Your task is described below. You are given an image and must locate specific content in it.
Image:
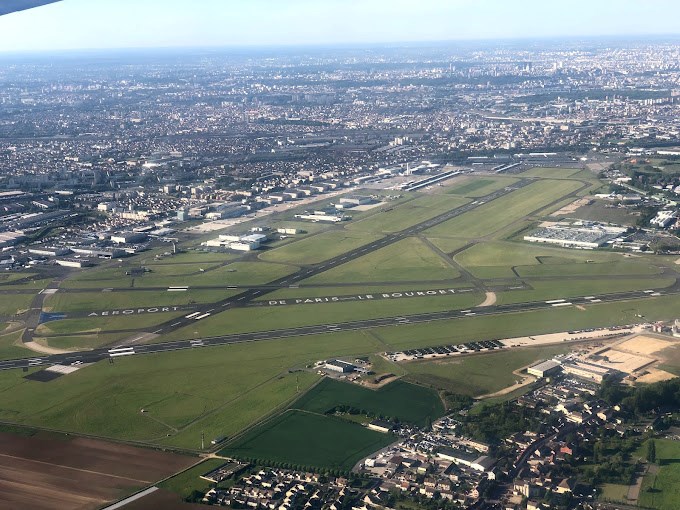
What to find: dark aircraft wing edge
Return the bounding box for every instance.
[0,0,62,17]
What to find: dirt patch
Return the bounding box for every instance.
[550,197,592,217]
[635,369,677,384]
[23,341,73,355]
[616,335,676,356]
[0,432,195,510]
[478,291,497,307]
[359,374,400,389]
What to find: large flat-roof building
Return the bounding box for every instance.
[524,223,627,249]
[324,359,356,373]
[528,360,562,378]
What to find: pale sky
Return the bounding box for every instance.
[0,0,678,53]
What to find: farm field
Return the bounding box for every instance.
[259,230,383,265]
[293,378,444,427]
[0,432,194,510]
[426,179,584,239]
[220,409,394,471]
[347,194,469,233]
[303,237,460,284]
[403,345,572,396]
[638,439,680,510]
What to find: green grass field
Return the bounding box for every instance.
[220,409,394,471]
[35,313,185,336]
[347,194,470,233]
[445,176,519,197]
[260,282,474,301]
[599,483,630,503]
[404,345,572,396]
[638,439,680,510]
[37,333,130,351]
[424,237,471,254]
[293,378,444,427]
[515,260,662,278]
[0,293,36,316]
[62,261,295,289]
[160,292,483,341]
[454,240,661,279]
[426,179,584,239]
[158,459,225,500]
[0,330,390,448]
[303,237,461,284]
[0,330,34,360]
[495,277,675,305]
[43,290,235,313]
[520,167,583,178]
[259,230,383,265]
[556,200,641,226]
[376,294,680,350]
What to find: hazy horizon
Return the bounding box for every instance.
[0,0,679,54]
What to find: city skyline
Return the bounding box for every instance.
[0,0,679,53]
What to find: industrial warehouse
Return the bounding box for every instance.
[523,221,629,249]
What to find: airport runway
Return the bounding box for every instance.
[0,286,674,371]
[102,178,543,338]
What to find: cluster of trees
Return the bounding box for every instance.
[459,402,546,443]
[442,391,474,413]
[599,376,680,415]
[326,404,406,426]
[231,456,354,478]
